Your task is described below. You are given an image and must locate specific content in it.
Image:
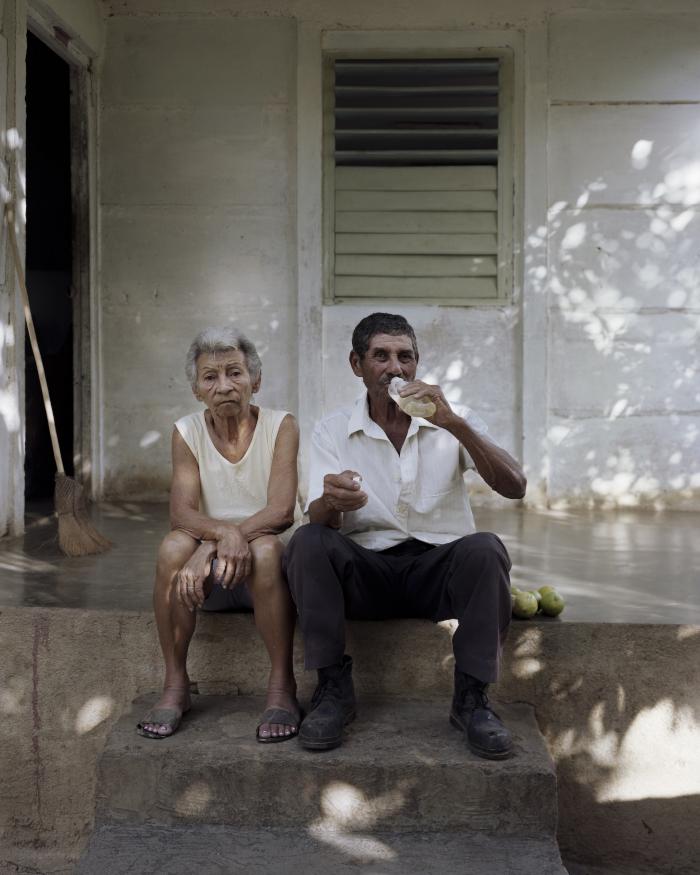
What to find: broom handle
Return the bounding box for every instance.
[4,207,66,476]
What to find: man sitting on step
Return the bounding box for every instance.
[284,312,526,759]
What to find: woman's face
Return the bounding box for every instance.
[194,349,260,415]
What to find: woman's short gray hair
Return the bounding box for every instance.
[185,327,262,388]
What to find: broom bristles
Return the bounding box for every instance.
[55,474,112,557]
[71,478,113,550]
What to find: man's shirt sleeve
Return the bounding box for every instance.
[458,407,490,471]
[304,421,341,513]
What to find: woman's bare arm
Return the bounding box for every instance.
[169,428,235,541]
[237,414,299,541]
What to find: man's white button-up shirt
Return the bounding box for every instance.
[305,393,488,551]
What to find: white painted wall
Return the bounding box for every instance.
[99,17,298,495]
[0,0,26,538]
[94,0,700,509]
[546,11,700,507]
[3,0,700,532]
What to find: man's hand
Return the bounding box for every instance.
[398,380,457,429]
[213,525,252,589]
[322,470,368,513]
[176,541,216,612]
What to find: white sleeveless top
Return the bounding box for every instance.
[175,407,302,545]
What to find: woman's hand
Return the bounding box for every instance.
[176,541,216,612]
[214,525,252,589]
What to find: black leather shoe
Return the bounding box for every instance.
[450,668,513,760]
[299,655,356,751]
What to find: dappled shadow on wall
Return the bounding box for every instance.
[523,139,700,509]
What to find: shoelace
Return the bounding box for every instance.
[457,683,490,711]
[311,674,344,707]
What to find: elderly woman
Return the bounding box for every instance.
[138,327,302,742]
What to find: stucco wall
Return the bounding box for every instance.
[545,11,700,508]
[99,17,298,496]
[0,0,25,539]
[95,1,700,509]
[3,0,700,530]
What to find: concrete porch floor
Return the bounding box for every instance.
[0,502,698,624]
[1,502,698,875]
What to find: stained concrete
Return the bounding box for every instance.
[1,607,697,873]
[1,503,698,624]
[80,693,563,872]
[98,696,556,835]
[78,824,567,875]
[1,506,698,874]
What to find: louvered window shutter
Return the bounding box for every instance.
[328,58,503,303]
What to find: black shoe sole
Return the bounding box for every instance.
[449,712,514,760]
[299,709,356,751]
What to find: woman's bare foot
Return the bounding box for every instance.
[257,684,300,741]
[138,684,192,738]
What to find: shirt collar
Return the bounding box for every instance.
[347,392,440,438]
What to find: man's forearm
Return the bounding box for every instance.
[445,415,526,500]
[308,496,343,528]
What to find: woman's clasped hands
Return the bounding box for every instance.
[176,524,251,611]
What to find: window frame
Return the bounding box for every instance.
[322,43,515,307]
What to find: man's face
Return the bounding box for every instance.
[350,333,418,395]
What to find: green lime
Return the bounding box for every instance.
[538,585,556,596]
[512,591,539,619]
[540,589,565,617]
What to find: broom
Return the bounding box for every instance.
[5,205,111,556]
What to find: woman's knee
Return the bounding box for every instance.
[156,530,198,577]
[249,535,284,577]
[247,537,290,604]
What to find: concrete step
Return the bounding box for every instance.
[78,823,568,874]
[96,694,557,837]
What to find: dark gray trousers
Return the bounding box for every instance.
[283,524,512,684]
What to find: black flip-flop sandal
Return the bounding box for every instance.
[136,704,191,740]
[256,706,303,744]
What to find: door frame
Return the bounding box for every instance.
[26,6,99,497]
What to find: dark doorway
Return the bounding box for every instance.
[24,31,74,500]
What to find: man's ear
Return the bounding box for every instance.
[349,349,363,377]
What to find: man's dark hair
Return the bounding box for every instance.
[351,312,419,360]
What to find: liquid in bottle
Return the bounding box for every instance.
[389,377,436,418]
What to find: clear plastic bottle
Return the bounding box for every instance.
[389,377,436,418]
